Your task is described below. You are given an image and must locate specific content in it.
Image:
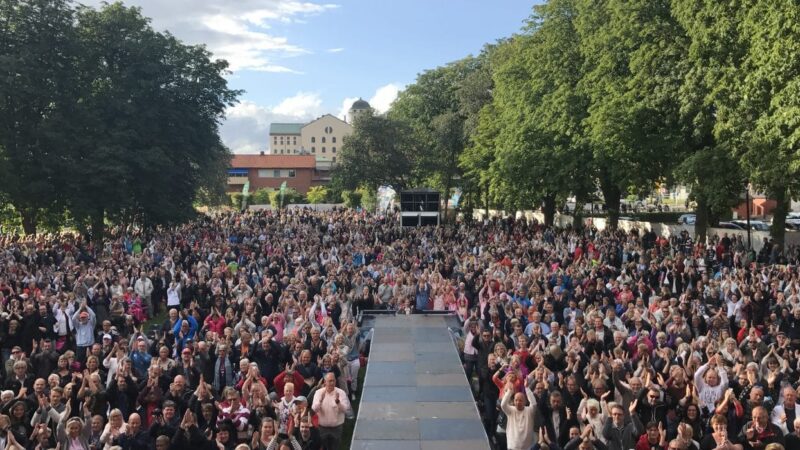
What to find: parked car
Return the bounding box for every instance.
[786,212,800,226]
[678,214,696,225]
[732,220,770,231]
[716,221,746,230]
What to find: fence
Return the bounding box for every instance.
[472,209,800,252]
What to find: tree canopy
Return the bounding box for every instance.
[0,0,238,238]
[333,0,800,243]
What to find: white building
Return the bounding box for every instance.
[267,99,373,171]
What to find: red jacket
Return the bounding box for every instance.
[635,433,666,450]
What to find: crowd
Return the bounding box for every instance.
[1,209,800,450]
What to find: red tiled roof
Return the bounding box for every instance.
[231,154,316,169]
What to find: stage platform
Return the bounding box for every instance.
[351,314,489,450]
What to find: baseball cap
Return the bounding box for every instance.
[102,334,112,340]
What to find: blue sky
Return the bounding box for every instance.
[82,0,539,152]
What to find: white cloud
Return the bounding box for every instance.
[337,84,401,122]
[79,0,338,73]
[338,97,359,123]
[251,65,304,74]
[369,83,401,114]
[326,47,345,53]
[222,93,324,154]
[273,92,323,117]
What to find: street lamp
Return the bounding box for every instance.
[745,181,752,250]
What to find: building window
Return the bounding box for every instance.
[322,146,326,153]
[325,126,332,134]
[257,169,269,178]
[322,137,326,143]
[312,146,316,153]
[332,147,336,153]
[288,170,296,178]
[333,157,336,163]
[228,168,248,176]
[332,137,336,143]
[311,137,315,143]
[273,169,281,178]
[293,137,296,144]
[273,137,277,143]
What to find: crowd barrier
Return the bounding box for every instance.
[472,209,800,252]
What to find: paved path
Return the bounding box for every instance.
[351,314,489,450]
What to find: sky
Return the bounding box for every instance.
[81,0,538,153]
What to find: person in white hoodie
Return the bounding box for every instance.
[501,378,537,450]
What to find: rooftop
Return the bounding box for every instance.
[301,113,351,129]
[351,98,371,110]
[231,154,316,169]
[269,123,303,135]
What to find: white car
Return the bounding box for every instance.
[732,220,769,231]
[678,214,696,225]
[717,221,746,230]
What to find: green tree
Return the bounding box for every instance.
[470,0,592,226]
[306,186,328,204]
[391,55,491,218]
[460,103,501,216]
[0,0,78,234]
[671,0,748,241]
[575,0,686,228]
[68,2,238,243]
[333,111,419,190]
[716,1,800,245]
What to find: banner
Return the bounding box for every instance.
[279,181,287,207]
[241,181,250,210]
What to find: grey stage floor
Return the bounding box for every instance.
[351,315,490,450]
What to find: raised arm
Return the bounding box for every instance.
[693,362,709,391]
[500,389,515,415]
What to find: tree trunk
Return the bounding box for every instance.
[92,208,105,249]
[442,181,451,225]
[543,193,557,227]
[694,195,709,244]
[572,197,585,229]
[20,208,37,235]
[771,185,789,248]
[599,177,621,230]
[484,184,490,220]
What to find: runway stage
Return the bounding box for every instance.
[351,314,490,450]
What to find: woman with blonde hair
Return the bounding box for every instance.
[99,408,127,450]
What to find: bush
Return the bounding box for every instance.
[228,193,250,209]
[356,186,376,212]
[341,190,362,209]
[250,188,273,205]
[269,188,305,208]
[307,186,328,204]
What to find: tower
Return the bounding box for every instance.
[349,98,371,123]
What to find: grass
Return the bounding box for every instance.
[143,309,168,336]
[340,365,367,449]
